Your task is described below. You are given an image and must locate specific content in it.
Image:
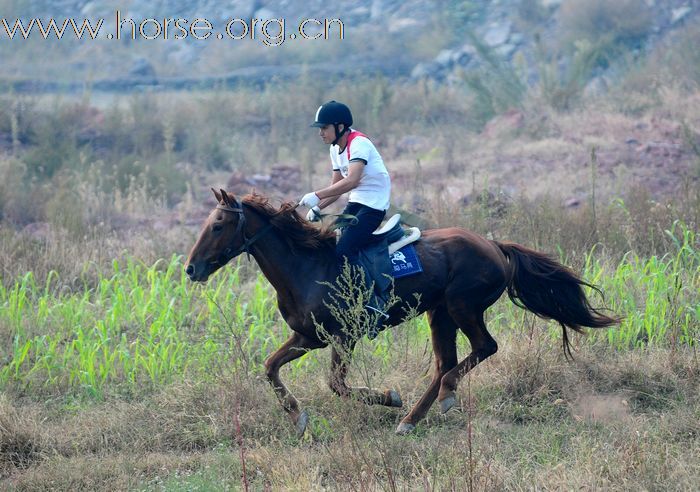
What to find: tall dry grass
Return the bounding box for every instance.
[1,340,697,489]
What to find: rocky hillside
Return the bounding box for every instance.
[2,0,697,91]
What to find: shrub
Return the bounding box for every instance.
[647,19,700,90]
[558,0,652,48]
[20,104,84,179]
[0,157,32,224]
[458,35,528,127]
[534,35,617,111]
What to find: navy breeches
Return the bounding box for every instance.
[335,202,386,265]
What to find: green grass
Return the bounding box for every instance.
[589,222,699,348]
[1,234,698,489]
[1,224,697,400]
[0,255,281,398]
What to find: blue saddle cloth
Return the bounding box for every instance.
[357,241,422,297]
[389,245,423,278]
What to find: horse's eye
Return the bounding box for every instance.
[212,223,223,233]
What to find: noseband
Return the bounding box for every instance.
[216,202,274,262]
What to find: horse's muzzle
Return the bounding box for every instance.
[184,262,209,282]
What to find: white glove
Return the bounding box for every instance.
[306,206,322,222]
[299,192,320,208]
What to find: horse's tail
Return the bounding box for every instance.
[495,241,620,358]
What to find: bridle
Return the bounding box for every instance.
[214,200,356,265]
[215,202,275,262]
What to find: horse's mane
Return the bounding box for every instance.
[242,193,337,253]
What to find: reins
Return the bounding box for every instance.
[216,201,358,262]
[309,209,359,230]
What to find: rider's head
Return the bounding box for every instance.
[311,101,353,146]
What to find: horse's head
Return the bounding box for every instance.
[185,188,246,282]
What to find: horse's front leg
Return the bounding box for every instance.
[329,342,403,408]
[264,332,325,436]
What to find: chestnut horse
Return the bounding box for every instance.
[185,189,618,435]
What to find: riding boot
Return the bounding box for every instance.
[359,265,389,339]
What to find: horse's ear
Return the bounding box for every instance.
[220,189,230,206]
[221,189,240,208]
[212,188,222,203]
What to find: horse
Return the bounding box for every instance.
[185,189,619,435]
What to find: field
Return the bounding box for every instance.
[0,222,698,489]
[1,155,699,491]
[1,11,700,489]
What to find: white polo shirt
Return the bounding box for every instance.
[329,130,391,211]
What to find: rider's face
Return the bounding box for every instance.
[319,123,340,145]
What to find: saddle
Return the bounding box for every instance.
[371,214,421,255]
[356,214,421,297]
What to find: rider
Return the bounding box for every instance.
[299,101,392,335]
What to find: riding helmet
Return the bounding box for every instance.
[311,101,353,128]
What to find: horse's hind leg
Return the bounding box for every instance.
[329,341,403,408]
[438,305,497,413]
[396,306,458,434]
[264,332,326,436]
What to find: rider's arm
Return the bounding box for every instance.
[318,170,343,209]
[315,160,363,201]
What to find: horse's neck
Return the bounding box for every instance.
[247,221,334,297]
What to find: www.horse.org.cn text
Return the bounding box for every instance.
[1,11,345,46]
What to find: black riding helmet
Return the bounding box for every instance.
[311,100,353,146]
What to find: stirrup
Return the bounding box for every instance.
[365,303,389,320]
[365,295,389,340]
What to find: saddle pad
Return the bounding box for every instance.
[390,244,423,278]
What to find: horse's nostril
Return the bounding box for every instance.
[185,264,195,276]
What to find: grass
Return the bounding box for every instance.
[1,342,698,489]
[0,211,698,488]
[1,224,697,399]
[0,255,278,398]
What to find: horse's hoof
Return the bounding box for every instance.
[295,410,309,437]
[395,422,415,435]
[439,394,456,414]
[387,389,403,408]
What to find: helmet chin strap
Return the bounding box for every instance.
[331,123,349,147]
